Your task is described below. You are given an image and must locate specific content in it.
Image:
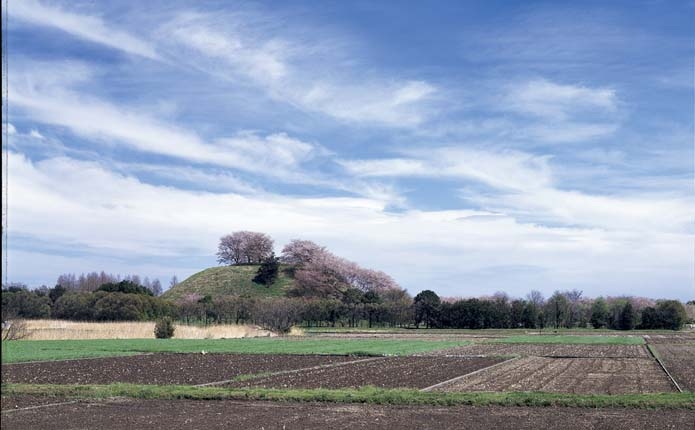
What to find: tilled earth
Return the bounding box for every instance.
[435,357,676,394]
[422,343,650,358]
[644,334,695,344]
[1,353,359,385]
[228,356,505,389]
[652,343,695,391]
[2,397,694,430]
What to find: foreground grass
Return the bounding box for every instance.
[1,338,469,363]
[3,383,693,409]
[488,335,645,345]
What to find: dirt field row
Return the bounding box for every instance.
[423,343,650,358]
[3,352,681,394]
[2,397,694,430]
[1,354,358,385]
[309,332,502,341]
[228,356,504,389]
[652,343,695,391]
[644,334,695,344]
[434,357,676,394]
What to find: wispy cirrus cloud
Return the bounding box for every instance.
[341,147,553,192]
[9,62,326,182]
[10,0,160,60]
[158,12,437,127]
[505,79,617,120]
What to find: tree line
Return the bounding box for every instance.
[413,289,692,331]
[3,282,692,332]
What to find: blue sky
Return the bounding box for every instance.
[3,0,694,300]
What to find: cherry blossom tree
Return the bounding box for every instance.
[217,231,274,265]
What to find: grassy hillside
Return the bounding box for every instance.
[162,265,294,301]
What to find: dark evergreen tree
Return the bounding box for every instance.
[413,290,440,328]
[253,253,280,286]
[618,301,635,330]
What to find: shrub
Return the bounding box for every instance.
[154,317,175,339]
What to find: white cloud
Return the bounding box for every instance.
[159,13,436,127]
[341,148,553,192]
[523,122,619,143]
[467,187,693,234]
[8,151,693,299]
[29,129,45,139]
[10,0,159,60]
[3,123,16,135]
[343,147,693,234]
[9,69,324,181]
[507,79,617,120]
[116,162,260,195]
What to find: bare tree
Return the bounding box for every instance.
[149,279,163,296]
[1,317,29,341]
[56,273,77,290]
[169,275,179,289]
[254,298,302,334]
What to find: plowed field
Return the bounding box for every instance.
[3,398,694,430]
[1,353,358,385]
[424,343,649,358]
[652,343,695,391]
[644,334,695,344]
[228,356,505,389]
[435,357,676,394]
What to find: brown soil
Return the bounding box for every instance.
[228,356,505,389]
[644,333,695,344]
[424,343,650,358]
[2,397,694,430]
[436,357,675,394]
[1,395,80,411]
[310,332,503,341]
[1,353,358,385]
[652,343,695,391]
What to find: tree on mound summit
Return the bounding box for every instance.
[217,231,274,265]
[253,253,280,286]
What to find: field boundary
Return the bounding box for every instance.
[3,352,153,366]
[194,356,387,387]
[420,357,520,392]
[4,384,694,409]
[646,344,682,393]
[1,399,81,414]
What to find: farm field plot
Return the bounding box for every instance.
[645,334,695,344]
[425,343,650,358]
[435,357,675,394]
[3,398,694,430]
[652,344,695,391]
[1,353,359,385]
[1,338,468,363]
[228,356,505,389]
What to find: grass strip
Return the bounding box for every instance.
[646,344,661,359]
[3,384,693,410]
[1,338,469,363]
[487,335,645,345]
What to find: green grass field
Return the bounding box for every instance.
[4,383,693,409]
[487,335,645,345]
[1,338,469,363]
[161,265,294,301]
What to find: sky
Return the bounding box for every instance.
[2,0,694,300]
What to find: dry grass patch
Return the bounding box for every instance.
[20,320,274,340]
